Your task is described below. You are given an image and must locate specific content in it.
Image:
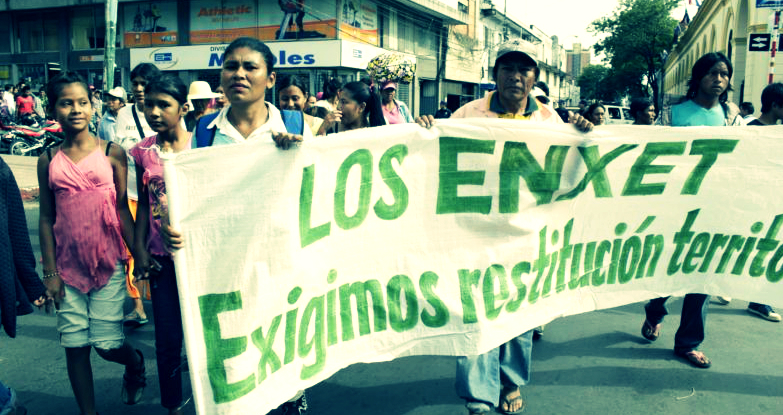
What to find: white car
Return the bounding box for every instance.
[604,105,633,125]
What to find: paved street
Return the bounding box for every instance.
[1,201,781,415]
[1,155,39,201]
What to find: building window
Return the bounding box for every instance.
[71,7,106,50]
[0,14,10,54]
[458,1,468,14]
[17,12,59,52]
[398,15,414,54]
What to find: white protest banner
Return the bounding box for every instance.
[163,120,783,414]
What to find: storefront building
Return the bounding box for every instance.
[130,39,396,103]
[0,0,466,117]
[662,0,783,113]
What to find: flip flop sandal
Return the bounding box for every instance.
[675,350,712,369]
[497,388,526,414]
[123,311,148,328]
[641,319,661,342]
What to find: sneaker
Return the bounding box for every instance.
[747,304,782,322]
[281,391,308,415]
[121,350,146,405]
[713,296,731,305]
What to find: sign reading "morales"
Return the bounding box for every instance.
[130,40,343,71]
[207,50,316,67]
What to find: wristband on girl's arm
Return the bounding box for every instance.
[42,270,60,280]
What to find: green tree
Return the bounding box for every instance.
[578,64,621,102]
[590,0,678,111]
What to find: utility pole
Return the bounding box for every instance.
[503,0,508,41]
[103,0,119,92]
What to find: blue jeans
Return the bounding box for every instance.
[645,294,708,354]
[455,330,533,412]
[150,255,185,409]
[0,381,14,415]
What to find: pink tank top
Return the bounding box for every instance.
[48,145,127,293]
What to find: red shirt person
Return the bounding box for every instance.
[15,86,35,117]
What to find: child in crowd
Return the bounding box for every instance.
[130,75,192,415]
[115,63,161,328]
[37,71,145,415]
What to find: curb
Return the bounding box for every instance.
[20,186,39,202]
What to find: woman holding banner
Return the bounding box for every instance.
[163,36,309,415]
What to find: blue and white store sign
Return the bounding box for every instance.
[130,40,396,71]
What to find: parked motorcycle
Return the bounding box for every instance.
[4,120,62,157]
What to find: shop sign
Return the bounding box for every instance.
[339,39,415,70]
[189,0,340,43]
[130,41,342,71]
[123,1,179,48]
[79,55,105,62]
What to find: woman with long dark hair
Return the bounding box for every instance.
[319,81,386,134]
[670,52,743,126]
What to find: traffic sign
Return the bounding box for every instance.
[750,33,771,51]
[749,34,783,51]
[757,0,783,8]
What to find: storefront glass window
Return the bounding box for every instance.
[18,64,47,91]
[71,7,106,50]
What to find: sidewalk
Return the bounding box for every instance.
[2,154,39,201]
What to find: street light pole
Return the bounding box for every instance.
[103,0,119,92]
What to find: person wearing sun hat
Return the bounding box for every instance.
[98,86,126,143]
[185,81,222,132]
[379,81,414,124]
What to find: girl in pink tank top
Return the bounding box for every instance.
[37,72,146,414]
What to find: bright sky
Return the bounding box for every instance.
[504,0,700,60]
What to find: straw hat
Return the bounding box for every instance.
[187,81,221,100]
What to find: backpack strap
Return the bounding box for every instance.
[195,111,220,148]
[131,105,146,139]
[105,141,113,156]
[280,109,304,135]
